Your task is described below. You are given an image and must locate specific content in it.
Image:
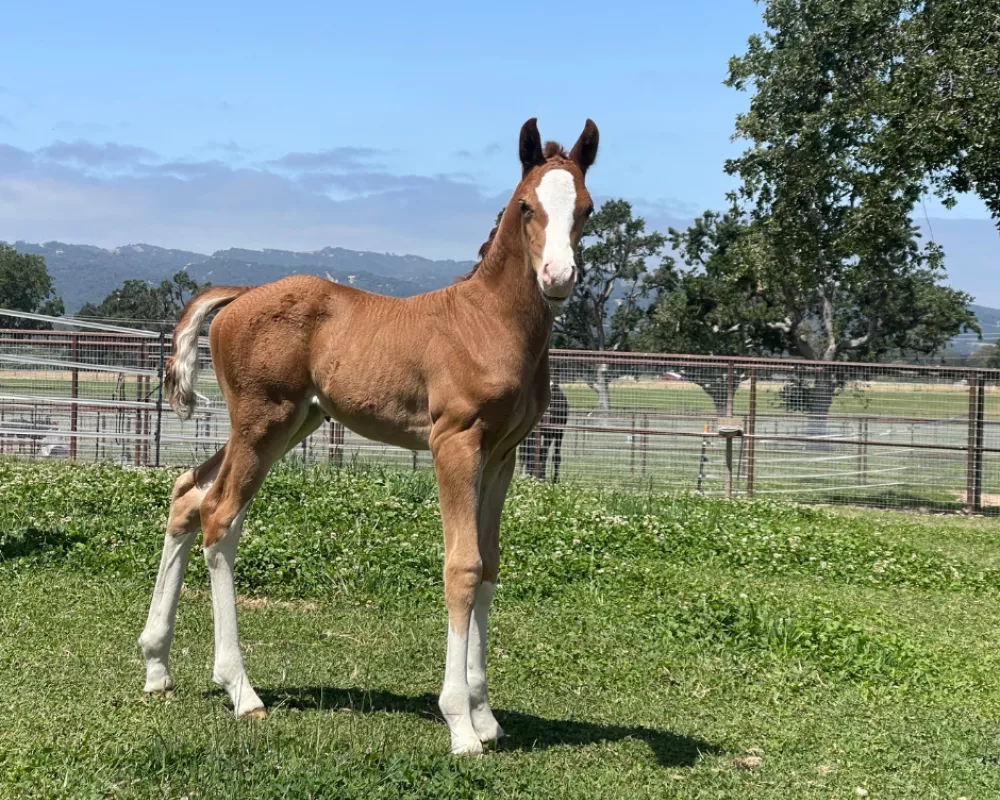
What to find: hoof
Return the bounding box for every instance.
[481,727,505,749]
[451,737,485,757]
[241,707,268,721]
[143,676,174,695]
[474,719,504,746]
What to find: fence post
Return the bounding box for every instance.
[141,342,150,465]
[860,417,869,487]
[967,375,983,513]
[726,363,735,416]
[134,343,143,466]
[70,334,79,460]
[154,331,165,467]
[974,377,986,512]
[746,367,757,498]
[696,424,709,494]
[724,436,734,499]
[629,411,636,476]
[641,412,649,478]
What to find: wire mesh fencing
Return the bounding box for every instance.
[1,313,998,513]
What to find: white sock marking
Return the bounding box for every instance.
[204,506,264,717]
[467,581,502,742]
[439,620,483,755]
[139,529,196,692]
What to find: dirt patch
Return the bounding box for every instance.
[949,490,1000,507]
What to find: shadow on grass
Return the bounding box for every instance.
[257,685,718,767]
[0,527,86,560]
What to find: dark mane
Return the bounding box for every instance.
[455,223,500,283]
[543,141,567,159]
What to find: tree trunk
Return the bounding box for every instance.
[691,380,730,417]
[590,362,612,415]
[804,372,837,446]
[685,366,736,418]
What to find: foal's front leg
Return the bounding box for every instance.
[467,454,515,745]
[432,427,486,756]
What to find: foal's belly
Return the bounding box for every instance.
[319,392,432,452]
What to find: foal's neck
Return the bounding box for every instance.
[470,201,553,352]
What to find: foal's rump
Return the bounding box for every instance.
[165,285,253,420]
[166,276,347,420]
[166,275,435,450]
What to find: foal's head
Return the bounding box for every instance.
[514,117,599,312]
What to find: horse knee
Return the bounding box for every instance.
[444,556,483,618]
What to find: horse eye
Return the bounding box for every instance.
[519,200,532,215]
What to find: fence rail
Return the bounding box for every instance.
[1,319,998,513]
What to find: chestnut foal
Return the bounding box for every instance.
[138,117,598,755]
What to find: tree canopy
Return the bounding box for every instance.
[78,271,208,333]
[549,2,994,415]
[552,199,666,410]
[0,243,64,329]
[722,0,979,370]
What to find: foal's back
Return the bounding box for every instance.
[207,274,538,452]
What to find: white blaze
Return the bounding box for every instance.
[535,169,577,295]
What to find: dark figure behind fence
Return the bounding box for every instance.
[519,381,569,482]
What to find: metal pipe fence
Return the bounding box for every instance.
[1,316,998,513]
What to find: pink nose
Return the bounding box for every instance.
[541,262,576,294]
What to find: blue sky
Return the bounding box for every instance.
[0,0,992,262]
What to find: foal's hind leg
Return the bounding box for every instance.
[200,404,325,718]
[139,448,226,693]
[550,431,563,484]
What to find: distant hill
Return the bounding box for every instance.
[10,238,1000,359]
[941,303,1000,357]
[969,304,1000,336]
[12,241,474,313]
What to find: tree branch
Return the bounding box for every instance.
[847,316,878,350]
[794,335,817,361]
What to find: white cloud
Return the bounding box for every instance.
[0,137,709,263]
[0,140,508,259]
[38,139,158,168]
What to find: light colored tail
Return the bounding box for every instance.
[165,286,250,420]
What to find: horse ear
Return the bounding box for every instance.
[519,117,544,176]
[569,119,599,174]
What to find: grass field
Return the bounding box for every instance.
[4,461,1000,797]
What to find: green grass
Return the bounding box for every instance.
[4,461,1000,797]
